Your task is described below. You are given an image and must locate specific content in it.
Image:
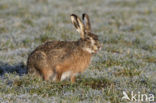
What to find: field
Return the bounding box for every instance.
[0,0,156,102]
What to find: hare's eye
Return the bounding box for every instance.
[94,36,98,40]
[86,38,90,40]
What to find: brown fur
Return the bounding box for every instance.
[27,13,101,82]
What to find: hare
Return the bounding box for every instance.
[27,13,101,83]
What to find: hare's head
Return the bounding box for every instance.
[71,13,101,54]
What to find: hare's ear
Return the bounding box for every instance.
[82,13,91,33]
[71,14,85,39]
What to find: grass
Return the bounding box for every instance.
[0,0,156,102]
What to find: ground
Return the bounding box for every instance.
[0,0,156,103]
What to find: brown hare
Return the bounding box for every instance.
[27,13,101,83]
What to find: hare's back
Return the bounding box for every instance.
[33,41,77,64]
[35,41,76,52]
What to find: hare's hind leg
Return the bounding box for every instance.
[40,67,53,81]
[27,62,41,78]
[28,64,52,80]
[31,64,53,81]
[35,60,54,81]
[28,51,54,81]
[28,66,41,77]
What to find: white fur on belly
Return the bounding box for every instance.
[52,75,57,81]
[61,71,72,81]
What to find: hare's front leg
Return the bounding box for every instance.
[55,73,62,82]
[70,75,76,83]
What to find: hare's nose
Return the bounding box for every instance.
[98,43,102,50]
[98,45,101,49]
[98,46,101,51]
[98,43,101,47]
